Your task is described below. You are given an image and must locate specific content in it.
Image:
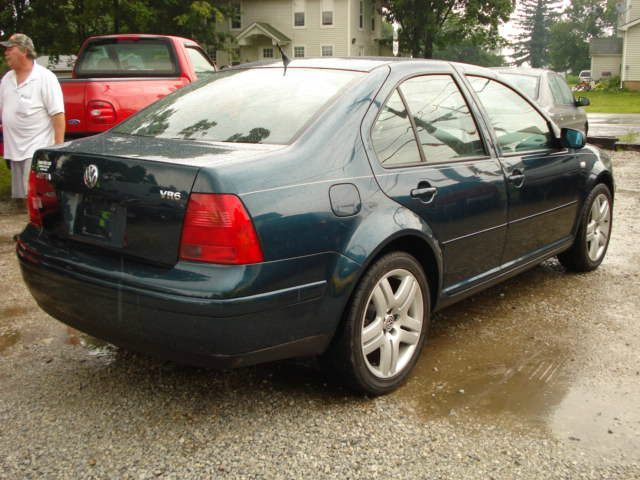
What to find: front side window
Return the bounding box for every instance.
[371,90,421,166]
[400,75,485,162]
[468,76,553,154]
[263,48,274,59]
[113,68,360,145]
[359,1,364,29]
[294,46,305,58]
[549,74,575,105]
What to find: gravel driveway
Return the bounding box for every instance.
[1,151,639,479]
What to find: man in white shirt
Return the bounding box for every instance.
[0,33,65,203]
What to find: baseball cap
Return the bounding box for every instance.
[0,33,36,58]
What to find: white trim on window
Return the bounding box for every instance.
[293,45,306,58]
[321,45,334,57]
[320,0,334,27]
[293,0,306,28]
[230,1,242,30]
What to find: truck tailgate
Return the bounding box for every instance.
[61,77,189,136]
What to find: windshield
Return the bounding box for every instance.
[498,73,540,100]
[113,68,361,144]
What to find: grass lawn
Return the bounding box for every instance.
[0,158,10,201]
[580,90,640,114]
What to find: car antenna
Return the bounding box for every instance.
[276,43,290,76]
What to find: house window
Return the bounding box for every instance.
[294,46,305,58]
[322,0,334,26]
[263,48,274,59]
[321,45,333,57]
[294,0,305,27]
[230,2,241,30]
[359,1,364,29]
[371,5,376,31]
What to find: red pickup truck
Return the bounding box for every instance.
[62,34,215,138]
[1,34,215,154]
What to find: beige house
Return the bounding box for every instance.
[213,0,391,67]
[591,0,640,90]
[619,0,640,89]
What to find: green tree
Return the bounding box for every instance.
[512,0,562,68]
[1,0,231,57]
[548,0,618,74]
[433,40,505,67]
[383,0,513,59]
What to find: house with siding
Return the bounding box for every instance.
[213,0,390,67]
[591,0,640,89]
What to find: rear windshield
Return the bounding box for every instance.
[75,38,179,77]
[113,68,361,144]
[498,73,540,100]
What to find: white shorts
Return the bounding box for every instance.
[9,158,32,199]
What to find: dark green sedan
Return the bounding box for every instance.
[17,58,614,395]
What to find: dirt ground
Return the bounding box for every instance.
[0,151,639,479]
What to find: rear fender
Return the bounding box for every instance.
[327,199,443,320]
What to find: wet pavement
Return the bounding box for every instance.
[1,151,639,478]
[588,113,640,142]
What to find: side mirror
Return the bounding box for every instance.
[561,128,586,149]
[575,96,590,107]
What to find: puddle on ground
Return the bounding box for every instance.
[0,321,113,359]
[0,305,33,320]
[395,262,640,460]
[0,329,20,354]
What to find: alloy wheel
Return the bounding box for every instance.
[586,193,611,262]
[360,268,424,379]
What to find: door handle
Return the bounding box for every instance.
[508,169,525,188]
[410,184,438,203]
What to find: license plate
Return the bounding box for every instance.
[73,195,126,247]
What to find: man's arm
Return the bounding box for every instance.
[51,112,65,144]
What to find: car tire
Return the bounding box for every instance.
[558,183,612,272]
[324,252,430,396]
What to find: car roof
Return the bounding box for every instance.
[491,67,548,77]
[227,57,500,76]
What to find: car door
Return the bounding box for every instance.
[365,73,509,292]
[466,75,583,266]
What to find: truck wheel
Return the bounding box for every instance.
[325,252,429,396]
[558,183,612,272]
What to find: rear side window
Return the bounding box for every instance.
[468,76,553,154]
[185,47,216,75]
[399,75,485,161]
[113,68,360,144]
[76,38,178,77]
[371,90,422,166]
[498,73,540,99]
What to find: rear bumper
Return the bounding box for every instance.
[17,233,340,369]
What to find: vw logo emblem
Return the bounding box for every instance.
[84,164,99,189]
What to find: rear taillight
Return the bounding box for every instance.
[28,170,59,227]
[87,100,116,124]
[179,193,264,265]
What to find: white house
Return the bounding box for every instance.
[619,0,640,89]
[213,0,391,66]
[591,0,640,89]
